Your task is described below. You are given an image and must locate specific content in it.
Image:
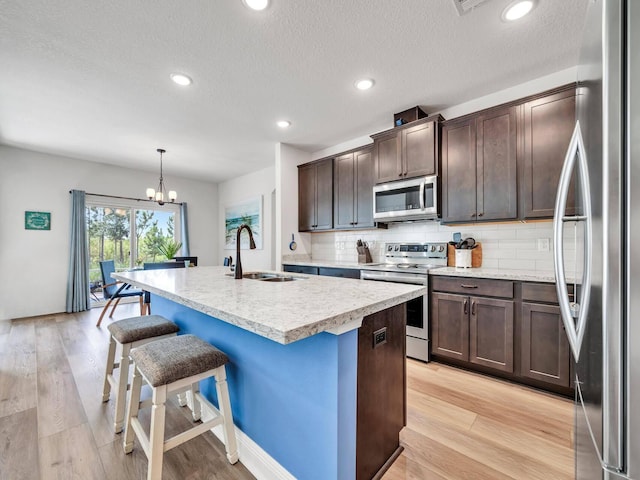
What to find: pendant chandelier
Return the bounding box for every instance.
[146,148,177,205]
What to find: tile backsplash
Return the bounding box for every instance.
[310,220,581,273]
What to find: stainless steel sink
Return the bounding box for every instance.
[242,272,299,282]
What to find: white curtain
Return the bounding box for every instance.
[66,190,90,312]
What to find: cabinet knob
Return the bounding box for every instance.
[398,173,403,177]
[354,221,358,225]
[471,213,476,218]
[478,212,484,217]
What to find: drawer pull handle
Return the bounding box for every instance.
[461,284,478,289]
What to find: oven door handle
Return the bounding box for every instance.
[361,272,428,285]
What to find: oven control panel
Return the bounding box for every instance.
[385,242,448,259]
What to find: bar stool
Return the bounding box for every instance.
[123,334,238,480]
[102,315,179,433]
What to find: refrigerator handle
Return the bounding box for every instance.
[553,121,593,362]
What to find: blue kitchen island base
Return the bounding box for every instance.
[151,294,407,480]
[153,295,357,480]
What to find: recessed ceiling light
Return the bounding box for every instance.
[355,78,375,90]
[170,73,193,86]
[501,0,535,21]
[277,120,291,128]
[243,0,269,11]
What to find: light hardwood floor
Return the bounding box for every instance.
[383,360,575,480]
[0,305,574,479]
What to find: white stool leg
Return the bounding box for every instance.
[114,343,131,433]
[123,363,142,454]
[177,391,188,407]
[214,366,239,464]
[147,385,167,480]
[190,382,201,421]
[102,336,117,402]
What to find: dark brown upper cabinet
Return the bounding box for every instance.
[442,105,517,223]
[522,88,577,219]
[334,147,375,229]
[441,117,477,223]
[298,159,333,232]
[372,115,442,184]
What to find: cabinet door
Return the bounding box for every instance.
[469,297,514,373]
[298,163,316,231]
[521,303,571,387]
[476,106,518,220]
[402,120,436,178]
[315,159,334,230]
[442,118,477,222]
[374,131,402,183]
[334,153,355,229]
[354,148,375,228]
[431,293,469,361]
[522,88,576,218]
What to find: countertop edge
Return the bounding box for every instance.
[112,271,426,344]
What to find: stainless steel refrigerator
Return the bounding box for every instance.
[553,0,639,478]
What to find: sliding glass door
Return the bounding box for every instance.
[86,199,179,304]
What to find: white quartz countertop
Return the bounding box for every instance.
[113,266,426,345]
[428,267,558,283]
[283,260,560,283]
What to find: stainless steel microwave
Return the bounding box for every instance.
[373,175,439,222]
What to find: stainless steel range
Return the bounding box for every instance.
[360,242,448,362]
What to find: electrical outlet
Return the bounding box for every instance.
[537,238,550,252]
[373,327,387,348]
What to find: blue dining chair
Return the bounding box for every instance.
[142,261,185,314]
[96,260,144,327]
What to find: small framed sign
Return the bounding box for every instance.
[25,211,51,230]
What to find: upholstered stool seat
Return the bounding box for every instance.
[123,334,238,480]
[102,315,179,433]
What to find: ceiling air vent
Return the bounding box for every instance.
[452,0,492,16]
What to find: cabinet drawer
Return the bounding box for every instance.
[431,276,514,299]
[522,282,574,304]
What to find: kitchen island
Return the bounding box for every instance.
[113,266,425,480]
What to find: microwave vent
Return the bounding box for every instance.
[452,0,491,16]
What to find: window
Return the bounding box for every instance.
[86,197,180,304]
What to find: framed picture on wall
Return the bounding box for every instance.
[224,196,263,249]
[25,211,51,230]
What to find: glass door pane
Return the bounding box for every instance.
[134,208,177,265]
[86,206,132,304]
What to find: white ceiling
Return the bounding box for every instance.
[0,0,588,183]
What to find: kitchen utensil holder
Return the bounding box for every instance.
[358,246,373,264]
[455,249,472,268]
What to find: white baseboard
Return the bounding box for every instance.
[201,409,296,480]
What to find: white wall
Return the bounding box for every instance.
[218,165,276,270]
[275,143,311,269]
[0,145,218,321]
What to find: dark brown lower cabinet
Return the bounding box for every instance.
[431,293,469,361]
[470,297,514,373]
[432,293,514,373]
[431,277,573,395]
[357,304,406,480]
[521,302,571,387]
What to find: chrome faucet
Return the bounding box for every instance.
[234,223,256,279]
